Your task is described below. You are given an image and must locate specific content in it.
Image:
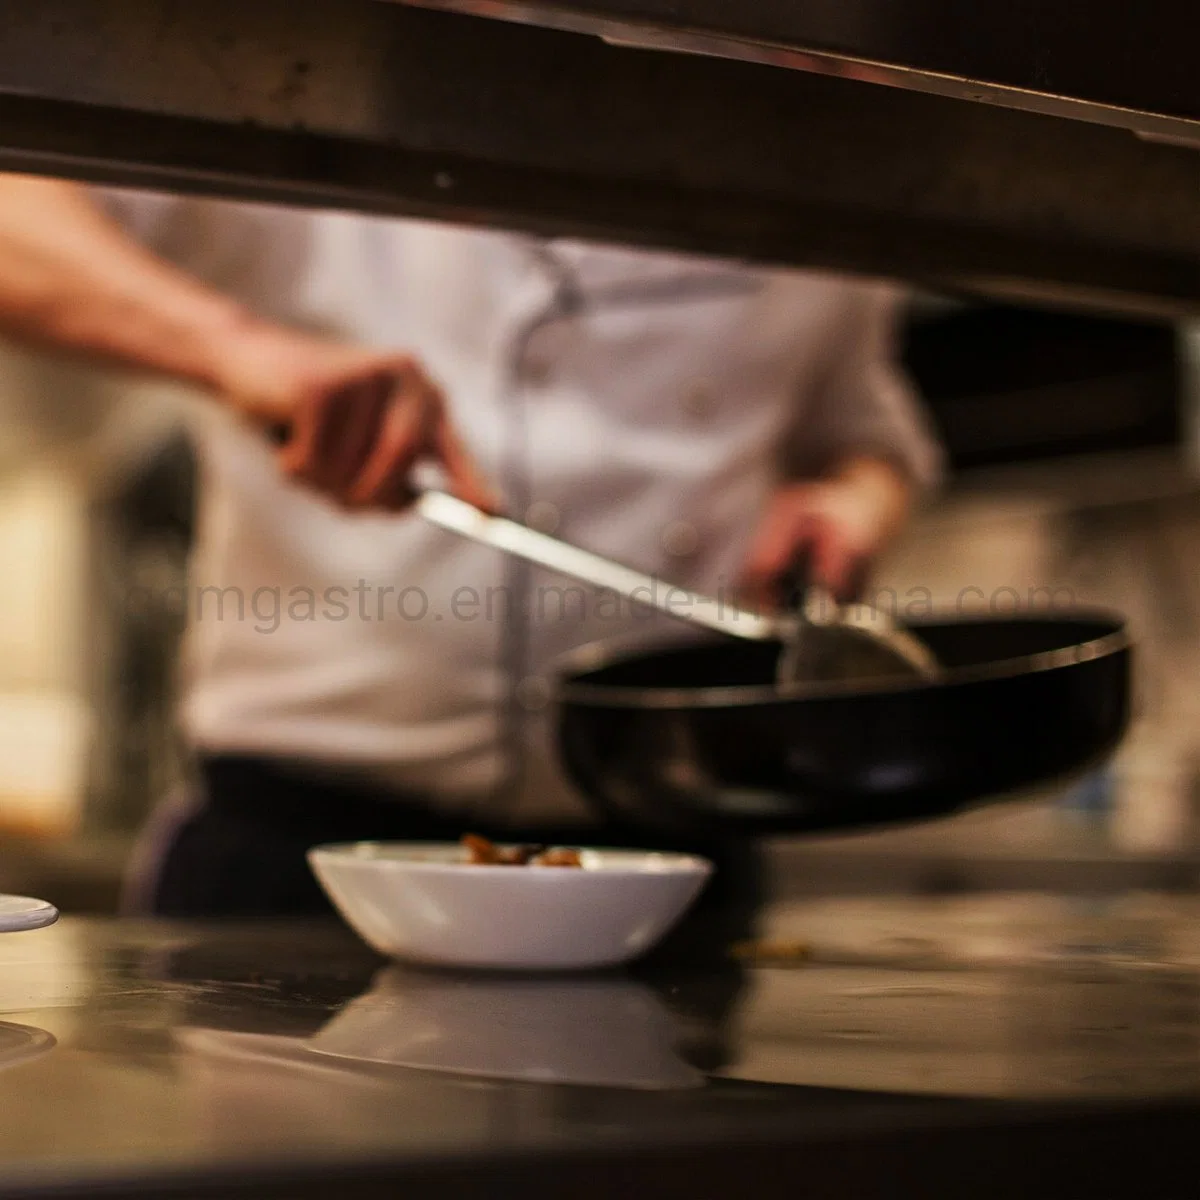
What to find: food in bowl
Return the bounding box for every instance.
[461,834,582,868]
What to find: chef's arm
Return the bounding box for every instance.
[783,283,943,497]
[0,173,495,510]
[742,286,943,602]
[0,174,258,389]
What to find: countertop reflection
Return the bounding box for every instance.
[2,901,1200,1197]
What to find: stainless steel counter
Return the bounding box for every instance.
[1,903,1200,1198]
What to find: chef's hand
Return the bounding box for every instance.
[739,456,913,609]
[212,317,498,513]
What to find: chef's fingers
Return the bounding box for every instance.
[808,523,865,603]
[430,408,502,514]
[276,387,332,487]
[738,509,816,613]
[339,364,498,512]
[279,371,399,501]
[345,380,431,510]
[321,375,395,496]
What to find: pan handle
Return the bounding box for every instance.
[779,545,843,627]
[779,544,873,614]
[778,546,818,615]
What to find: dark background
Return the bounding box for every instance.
[903,302,1181,469]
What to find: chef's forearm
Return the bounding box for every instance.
[0,174,250,390]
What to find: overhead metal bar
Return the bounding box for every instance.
[0,0,1195,317]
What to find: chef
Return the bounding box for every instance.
[0,174,941,919]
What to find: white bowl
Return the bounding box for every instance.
[307,842,713,971]
[308,966,704,1089]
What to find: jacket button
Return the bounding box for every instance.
[525,501,560,534]
[662,520,700,558]
[683,380,717,421]
[521,353,552,386]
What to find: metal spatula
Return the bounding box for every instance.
[417,491,940,686]
[260,422,778,641]
[260,423,939,686]
[773,552,939,687]
[417,490,779,640]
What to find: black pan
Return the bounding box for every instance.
[553,612,1131,837]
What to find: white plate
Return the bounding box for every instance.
[308,842,712,971]
[0,895,58,933]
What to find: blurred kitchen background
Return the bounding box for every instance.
[3,284,1200,909]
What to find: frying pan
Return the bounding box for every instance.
[261,429,1131,836]
[417,487,1130,837]
[552,613,1131,837]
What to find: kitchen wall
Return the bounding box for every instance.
[0,460,90,836]
[0,340,187,840]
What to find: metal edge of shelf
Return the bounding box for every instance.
[0,1,1197,316]
[396,0,1200,143]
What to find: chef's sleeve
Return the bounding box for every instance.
[785,282,944,493]
[85,186,322,333]
[88,185,185,252]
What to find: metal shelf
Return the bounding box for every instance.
[0,0,1197,316]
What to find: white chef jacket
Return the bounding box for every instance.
[94,188,941,825]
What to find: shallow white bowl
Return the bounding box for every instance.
[308,842,713,971]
